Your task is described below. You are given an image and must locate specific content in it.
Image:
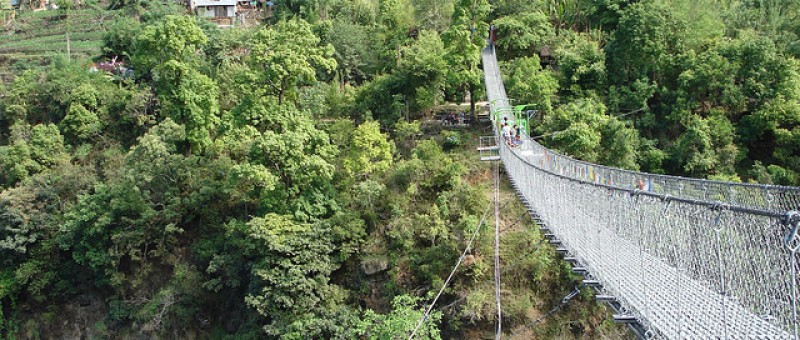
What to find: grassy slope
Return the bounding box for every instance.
[445,124,633,338]
[0,7,112,75]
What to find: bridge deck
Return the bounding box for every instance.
[482,45,796,338]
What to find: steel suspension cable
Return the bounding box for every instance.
[408,203,494,340]
[482,43,800,338]
[494,160,503,339]
[526,286,583,327]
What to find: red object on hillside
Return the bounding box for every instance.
[89,56,133,77]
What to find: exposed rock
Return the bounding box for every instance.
[361,257,389,275]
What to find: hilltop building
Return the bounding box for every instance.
[191,0,237,27]
[189,0,273,27]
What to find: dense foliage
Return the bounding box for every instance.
[1,0,796,338]
[494,0,800,184]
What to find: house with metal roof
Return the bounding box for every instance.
[191,0,237,27]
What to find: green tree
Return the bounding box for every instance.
[132,15,219,153]
[326,19,379,86]
[442,0,489,116]
[717,32,798,111]
[249,18,337,104]
[582,0,632,30]
[157,61,220,153]
[392,139,465,198]
[227,96,338,220]
[376,0,415,71]
[61,119,189,289]
[352,295,442,339]
[504,55,559,114]
[60,104,102,142]
[343,121,394,179]
[0,163,95,303]
[414,0,454,32]
[544,0,586,32]
[670,0,724,51]
[397,30,447,118]
[132,15,208,74]
[599,116,640,170]
[669,114,739,177]
[103,16,142,58]
[674,48,740,114]
[554,32,607,97]
[722,0,800,57]
[605,1,686,86]
[741,96,800,184]
[243,214,343,337]
[59,84,104,143]
[493,11,554,59]
[538,98,639,168]
[393,119,421,154]
[0,124,68,188]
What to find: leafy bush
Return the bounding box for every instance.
[441,130,462,151]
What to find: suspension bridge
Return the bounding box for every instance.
[480,44,800,339]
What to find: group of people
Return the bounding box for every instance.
[500,117,523,147]
[442,111,466,126]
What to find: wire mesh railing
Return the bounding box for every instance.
[482,45,800,338]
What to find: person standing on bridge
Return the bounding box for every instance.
[502,122,512,144]
[506,124,517,147]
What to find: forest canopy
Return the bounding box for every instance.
[0,0,798,338]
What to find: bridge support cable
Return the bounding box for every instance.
[493,160,502,339]
[482,44,800,338]
[526,286,582,327]
[507,167,651,338]
[408,203,493,340]
[786,212,800,340]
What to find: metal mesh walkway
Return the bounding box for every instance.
[483,45,800,338]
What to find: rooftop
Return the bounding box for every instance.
[192,0,237,7]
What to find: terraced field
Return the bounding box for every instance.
[0,8,112,74]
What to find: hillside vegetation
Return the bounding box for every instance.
[0,0,798,338]
[496,0,800,184]
[0,7,112,76]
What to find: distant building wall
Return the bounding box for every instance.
[198,5,234,17]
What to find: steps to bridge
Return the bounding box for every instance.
[476,145,500,151]
[596,295,617,302]
[478,135,500,161]
[613,315,639,324]
[582,279,602,287]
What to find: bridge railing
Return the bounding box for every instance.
[482,45,800,338]
[482,49,800,214]
[502,139,799,338]
[512,136,800,213]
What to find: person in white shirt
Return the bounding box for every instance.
[502,123,512,144]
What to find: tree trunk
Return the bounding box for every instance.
[469,82,476,118]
